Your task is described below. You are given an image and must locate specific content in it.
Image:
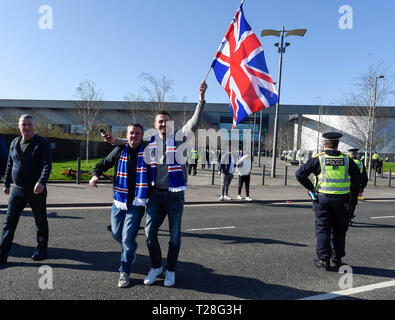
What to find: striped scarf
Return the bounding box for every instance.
[113,143,148,210]
[149,132,187,192]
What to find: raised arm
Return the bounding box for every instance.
[181,80,208,135]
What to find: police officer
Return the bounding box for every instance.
[295,132,361,270]
[348,148,368,226]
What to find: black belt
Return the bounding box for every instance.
[154,187,169,192]
[318,193,350,199]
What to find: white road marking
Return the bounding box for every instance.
[184,203,246,207]
[298,280,395,300]
[185,226,236,232]
[370,216,395,219]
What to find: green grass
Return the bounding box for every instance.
[382,162,395,173]
[49,158,114,181]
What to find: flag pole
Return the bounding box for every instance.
[205,0,246,82]
[203,65,212,82]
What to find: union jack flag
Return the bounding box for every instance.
[211,0,278,129]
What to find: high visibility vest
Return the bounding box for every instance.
[353,158,363,174]
[315,154,351,194]
[192,150,198,160]
[372,153,380,160]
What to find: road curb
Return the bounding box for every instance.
[1,198,394,209]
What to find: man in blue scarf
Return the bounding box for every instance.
[103,81,208,287]
[90,123,149,288]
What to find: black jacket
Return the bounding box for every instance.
[92,141,151,204]
[4,134,52,190]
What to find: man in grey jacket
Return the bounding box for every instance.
[102,80,207,287]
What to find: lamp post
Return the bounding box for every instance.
[367,75,384,179]
[261,27,306,178]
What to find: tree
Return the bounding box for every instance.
[344,63,393,175]
[75,80,104,163]
[139,72,174,112]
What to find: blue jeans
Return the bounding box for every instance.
[0,186,48,260]
[111,204,145,275]
[145,189,184,271]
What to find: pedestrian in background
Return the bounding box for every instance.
[236,152,252,201]
[0,114,52,266]
[0,136,8,179]
[347,148,368,226]
[218,150,235,201]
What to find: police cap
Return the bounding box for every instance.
[322,132,343,141]
[348,148,359,152]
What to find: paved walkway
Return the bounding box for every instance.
[0,158,393,207]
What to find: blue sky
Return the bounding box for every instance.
[0,0,394,106]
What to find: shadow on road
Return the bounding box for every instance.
[5,243,326,299]
[181,231,307,247]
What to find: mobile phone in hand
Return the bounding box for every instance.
[99,128,106,135]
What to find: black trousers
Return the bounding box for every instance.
[0,186,48,260]
[238,175,250,197]
[313,194,349,261]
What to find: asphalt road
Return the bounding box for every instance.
[0,199,394,301]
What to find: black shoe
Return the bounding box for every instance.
[0,257,7,267]
[331,258,343,269]
[314,259,330,270]
[31,249,47,261]
[107,225,112,232]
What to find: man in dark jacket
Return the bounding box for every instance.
[90,123,150,288]
[347,148,368,225]
[295,132,361,270]
[1,114,52,266]
[0,136,8,179]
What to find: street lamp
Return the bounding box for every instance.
[367,75,384,179]
[261,27,306,178]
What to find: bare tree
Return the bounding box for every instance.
[124,92,141,125]
[139,72,174,112]
[344,63,393,173]
[75,80,104,163]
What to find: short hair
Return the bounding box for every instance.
[126,123,144,133]
[324,140,339,149]
[19,114,33,122]
[155,110,171,120]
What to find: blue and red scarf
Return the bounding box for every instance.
[149,132,187,192]
[113,143,148,209]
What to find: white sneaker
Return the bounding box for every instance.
[144,267,163,285]
[246,197,252,201]
[219,196,224,201]
[164,270,175,287]
[224,195,231,200]
[237,195,243,200]
[118,272,130,288]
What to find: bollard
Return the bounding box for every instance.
[284,166,288,186]
[77,157,81,185]
[388,169,392,187]
[211,163,215,185]
[261,165,265,185]
[373,168,377,187]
